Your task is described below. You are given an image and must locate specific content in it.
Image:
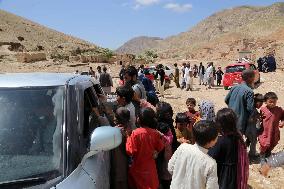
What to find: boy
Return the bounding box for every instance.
[116,86,136,130]
[111,107,131,189]
[175,113,193,144]
[168,120,219,189]
[245,93,264,159]
[259,92,284,160]
[185,98,200,131]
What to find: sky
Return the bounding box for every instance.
[0,0,283,49]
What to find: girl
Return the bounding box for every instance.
[208,108,249,189]
[126,108,164,189]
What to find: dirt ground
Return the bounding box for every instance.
[0,60,284,189]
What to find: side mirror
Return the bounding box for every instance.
[90,126,122,153]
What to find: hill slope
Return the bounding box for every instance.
[0,9,98,54]
[117,2,284,65]
[115,36,162,54]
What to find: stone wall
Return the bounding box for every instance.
[16,52,46,63]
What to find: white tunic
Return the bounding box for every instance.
[168,143,219,189]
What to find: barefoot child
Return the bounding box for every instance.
[126,108,164,189]
[168,120,219,189]
[259,92,284,160]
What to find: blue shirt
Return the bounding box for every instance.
[225,83,254,134]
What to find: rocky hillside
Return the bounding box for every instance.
[116,36,162,54]
[0,9,106,62]
[117,2,284,66]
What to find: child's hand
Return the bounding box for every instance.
[153,151,158,159]
[260,163,271,177]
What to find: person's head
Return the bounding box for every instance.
[200,62,203,66]
[218,67,221,70]
[90,67,93,70]
[156,102,173,123]
[132,84,143,101]
[216,108,238,135]
[138,107,157,129]
[175,113,189,131]
[198,100,215,121]
[174,63,178,67]
[186,98,197,112]
[102,66,107,73]
[116,86,134,106]
[182,63,186,67]
[97,66,101,72]
[75,70,79,73]
[124,66,138,83]
[241,69,255,86]
[264,92,278,109]
[193,120,218,148]
[139,64,144,69]
[254,93,264,109]
[186,63,190,68]
[115,107,130,125]
[157,122,170,134]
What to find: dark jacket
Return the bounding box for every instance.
[208,134,239,189]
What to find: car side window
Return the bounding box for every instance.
[83,87,98,140]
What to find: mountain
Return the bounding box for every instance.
[0,9,100,55]
[117,2,284,65]
[115,36,162,55]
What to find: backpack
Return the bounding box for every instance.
[237,139,249,189]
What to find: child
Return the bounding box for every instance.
[156,102,179,152]
[116,86,136,130]
[208,108,249,189]
[185,98,200,131]
[258,92,284,159]
[156,122,173,189]
[175,113,193,144]
[126,108,164,189]
[168,120,219,189]
[215,67,224,86]
[198,100,215,121]
[110,107,131,189]
[245,93,264,159]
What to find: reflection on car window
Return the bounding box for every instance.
[226,65,246,73]
[0,87,64,183]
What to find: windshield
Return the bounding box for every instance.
[226,65,246,73]
[0,86,64,183]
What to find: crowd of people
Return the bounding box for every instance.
[76,63,283,189]
[173,62,224,90]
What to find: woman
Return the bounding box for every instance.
[208,108,249,189]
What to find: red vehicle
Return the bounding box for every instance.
[223,62,260,90]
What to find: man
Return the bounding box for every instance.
[124,66,147,100]
[205,62,214,89]
[155,65,165,98]
[173,63,180,88]
[89,67,95,77]
[225,69,255,134]
[99,66,113,94]
[96,66,102,80]
[198,62,205,85]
